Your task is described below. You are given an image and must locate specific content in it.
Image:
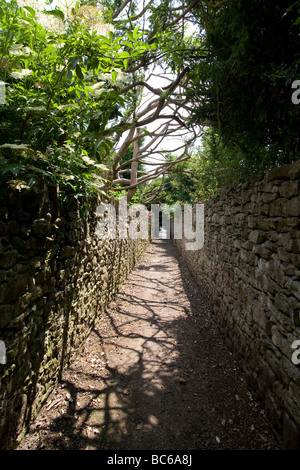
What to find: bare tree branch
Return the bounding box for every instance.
[111,146,194,191]
[127,128,143,202]
[112,0,132,19]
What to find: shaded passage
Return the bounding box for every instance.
[18,240,281,450]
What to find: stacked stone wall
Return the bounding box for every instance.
[0,181,149,449]
[175,160,300,449]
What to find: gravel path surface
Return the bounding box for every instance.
[18,240,281,450]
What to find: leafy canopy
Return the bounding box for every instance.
[1,0,300,205]
[188,0,300,169]
[0,0,195,201]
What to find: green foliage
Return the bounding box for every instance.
[1,0,299,207]
[141,128,265,205]
[140,153,196,206]
[0,0,160,200]
[189,0,300,167]
[187,129,253,202]
[118,139,145,180]
[0,144,108,201]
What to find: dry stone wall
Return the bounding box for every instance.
[175,160,300,450]
[0,179,149,449]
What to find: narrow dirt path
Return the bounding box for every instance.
[18,240,281,450]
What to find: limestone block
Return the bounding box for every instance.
[284,279,300,301]
[289,253,300,268]
[252,301,268,332]
[0,305,14,328]
[258,258,285,287]
[0,249,17,270]
[289,381,300,410]
[288,160,300,180]
[0,221,7,236]
[261,192,279,204]
[280,232,300,254]
[265,164,291,182]
[279,180,299,199]
[31,218,52,238]
[58,245,75,259]
[286,196,300,217]
[12,236,29,253]
[269,198,288,217]
[248,215,276,231]
[248,230,267,244]
[258,182,280,193]
[265,351,289,385]
[283,411,300,450]
[276,217,300,231]
[0,273,29,304]
[7,220,19,236]
[252,244,273,260]
[271,326,295,359]
[282,356,300,385]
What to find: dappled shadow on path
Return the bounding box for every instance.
[18,240,281,450]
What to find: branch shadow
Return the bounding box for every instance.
[22,240,281,451]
